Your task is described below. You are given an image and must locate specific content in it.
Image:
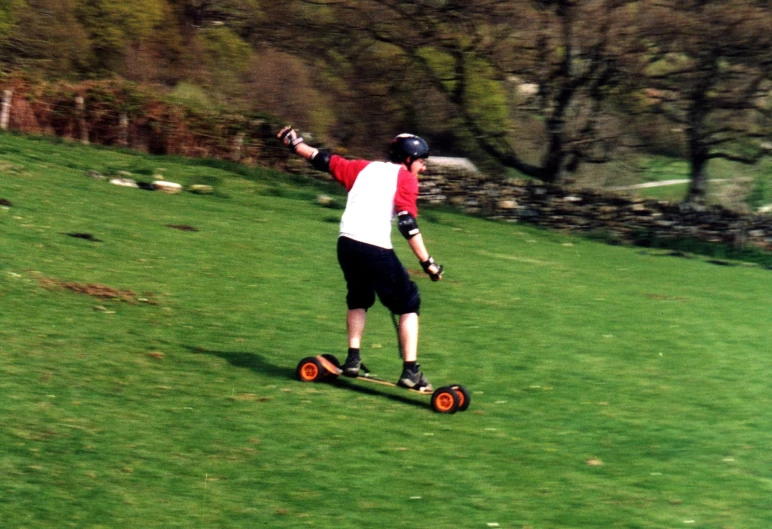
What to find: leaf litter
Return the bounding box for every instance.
[38,276,158,304]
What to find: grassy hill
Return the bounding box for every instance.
[2,133,771,528]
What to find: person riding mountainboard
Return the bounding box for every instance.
[278,126,443,390]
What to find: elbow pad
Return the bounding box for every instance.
[310,150,332,172]
[397,211,420,240]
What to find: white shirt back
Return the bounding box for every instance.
[339,161,400,249]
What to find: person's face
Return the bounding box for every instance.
[409,158,427,176]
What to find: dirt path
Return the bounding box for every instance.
[610,179,689,190]
[611,179,726,191]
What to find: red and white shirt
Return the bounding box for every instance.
[329,155,419,250]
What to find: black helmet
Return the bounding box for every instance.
[389,133,430,164]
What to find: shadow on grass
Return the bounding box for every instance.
[184,345,295,380]
[329,377,431,411]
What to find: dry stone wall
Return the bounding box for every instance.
[419,165,772,251]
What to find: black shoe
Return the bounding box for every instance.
[397,365,433,391]
[342,356,361,377]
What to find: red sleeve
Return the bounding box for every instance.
[329,155,371,192]
[395,168,419,218]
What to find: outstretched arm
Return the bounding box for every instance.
[277,126,317,159]
[277,125,332,172]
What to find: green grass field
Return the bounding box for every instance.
[2,133,772,528]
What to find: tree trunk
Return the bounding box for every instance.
[682,48,719,206]
[686,150,709,206]
[542,122,565,183]
[685,117,710,205]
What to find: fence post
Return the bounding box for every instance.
[1,89,13,130]
[232,132,245,161]
[75,96,89,144]
[119,113,129,147]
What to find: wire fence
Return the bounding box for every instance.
[0,78,292,168]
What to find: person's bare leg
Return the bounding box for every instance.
[342,308,367,375]
[347,309,367,349]
[397,312,431,389]
[399,312,419,362]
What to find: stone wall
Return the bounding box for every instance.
[419,165,772,251]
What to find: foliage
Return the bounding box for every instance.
[75,0,170,73]
[0,76,291,166]
[418,47,510,142]
[746,173,770,211]
[169,81,213,110]
[0,0,21,42]
[200,26,252,76]
[0,0,91,76]
[244,49,335,143]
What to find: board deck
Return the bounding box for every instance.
[315,355,433,394]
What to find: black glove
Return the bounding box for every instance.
[278,126,305,152]
[421,256,444,282]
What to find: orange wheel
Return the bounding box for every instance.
[296,357,324,382]
[451,385,471,412]
[431,386,460,414]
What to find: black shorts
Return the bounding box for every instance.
[337,236,420,315]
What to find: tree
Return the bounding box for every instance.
[75,0,169,74]
[0,0,91,76]
[492,0,640,181]
[637,0,772,205]
[264,0,639,182]
[0,0,22,43]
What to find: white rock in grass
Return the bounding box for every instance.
[109,178,138,188]
[153,181,182,194]
[188,184,214,194]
